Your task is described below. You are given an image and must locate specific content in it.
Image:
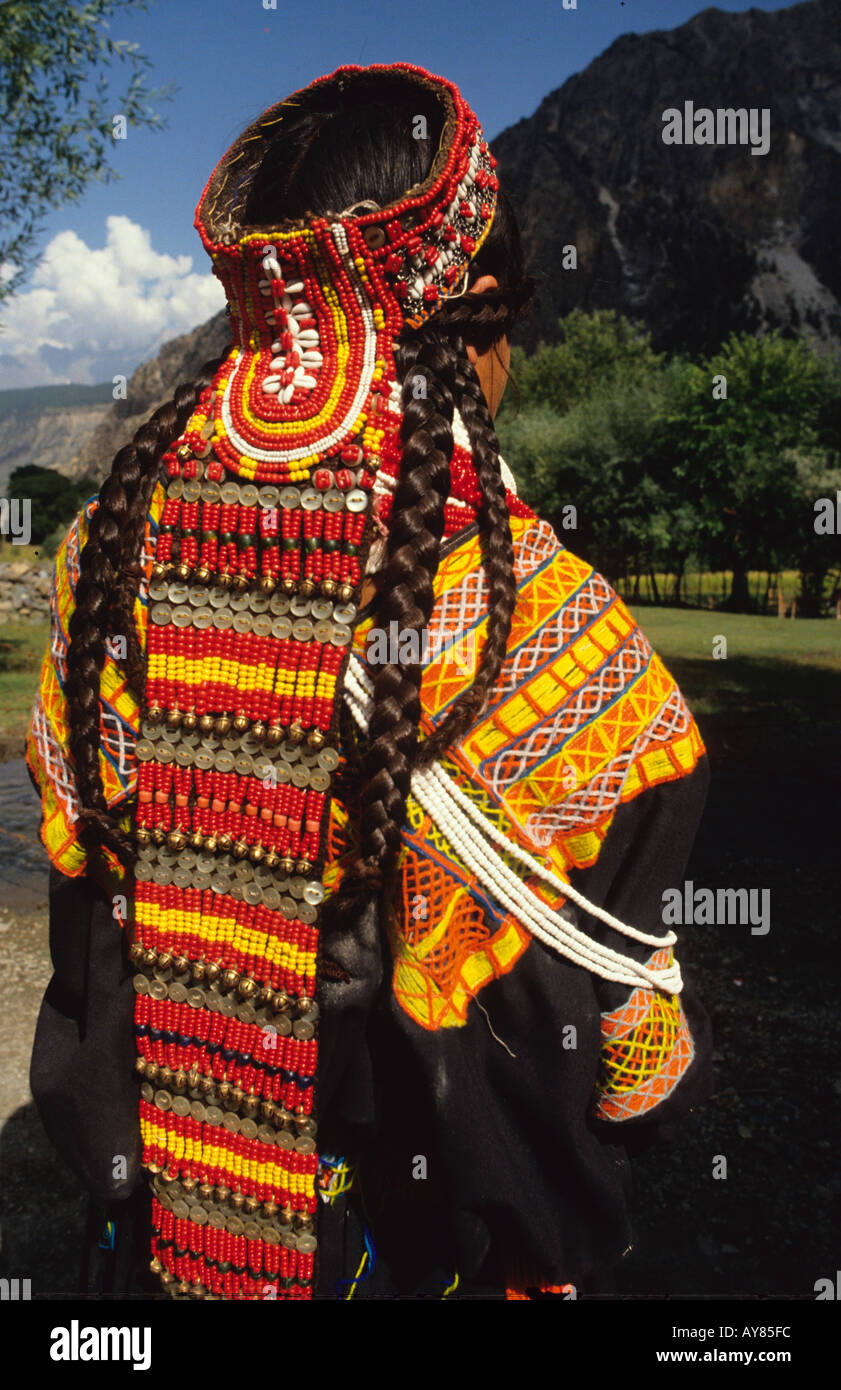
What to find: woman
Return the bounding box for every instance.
[27,62,712,1300]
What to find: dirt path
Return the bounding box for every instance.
[0,760,88,1296]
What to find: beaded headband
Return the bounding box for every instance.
[129,63,504,1299]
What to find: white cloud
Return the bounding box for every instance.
[0,216,226,387]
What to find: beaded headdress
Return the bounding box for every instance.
[129,62,502,1299]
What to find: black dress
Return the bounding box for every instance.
[30,758,711,1299]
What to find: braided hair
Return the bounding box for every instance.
[65,356,227,864]
[65,72,533,905]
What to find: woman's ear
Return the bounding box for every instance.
[464,275,499,365]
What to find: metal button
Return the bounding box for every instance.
[194,749,215,771]
[291,766,310,789]
[201,481,222,503]
[221,483,240,505]
[240,485,259,507]
[300,488,321,511]
[229,591,251,612]
[222,1112,241,1133]
[243,882,262,906]
[317,748,340,772]
[290,596,311,617]
[304,880,325,906]
[311,599,332,620]
[208,585,230,609]
[292,619,314,642]
[157,741,177,764]
[149,580,169,602]
[193,608,214,630]
[313,620,333,644]
[136,739,156,762]
[333,603,358,625]
[233,612,253,633]
[174,745,195,767]
[189,585,210,606]
[271,616,292,640]
[167,477,184,498]
[296,1232,318,1254]
[214,750,235,773]
[279,487,301,510]
[133,973,150,993]
[269,593,291,615]
[213,609,233,631]
[168,582,189,604]
[262,887,281,911]
[151,603,172,625]
[183,480,201,503]
[298,903,317,925]
[330,624,352,646]
[346,488,369,512]
[171,1095,191,1117]
[323,489,344,513]
[187,988,206,1009]
[171,605,193,628]
[154,1090,172,1111]
[258,486,280,508]
[170,982,188,1004]
[204,1105,224,1127]
[190,1101,207,1122]
[240,1118,258,1141]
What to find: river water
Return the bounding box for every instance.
[0,758,49,911]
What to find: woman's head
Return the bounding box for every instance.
[65,64,534,915]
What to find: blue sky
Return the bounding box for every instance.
[1,0,799,388]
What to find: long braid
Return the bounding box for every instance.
[334,325,459,914]
[416,333,518,765]
[65,353,227,865]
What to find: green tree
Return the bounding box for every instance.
[5,464,97,547]
[0,0,172,305]
[502,308,666,418]
[655,332,840,609]
[498,353,681,588]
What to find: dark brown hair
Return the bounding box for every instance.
[64,70,534,915]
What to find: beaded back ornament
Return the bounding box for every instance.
[129,62,500,1299]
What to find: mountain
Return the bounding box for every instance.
[494,0,841,354]
[62,310,233,481]
[0,385,113,490]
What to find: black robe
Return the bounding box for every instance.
[30,755,711,1299]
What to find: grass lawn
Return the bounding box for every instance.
[0,621,49,760]
[629,605,841,776]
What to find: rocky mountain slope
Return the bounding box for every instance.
[493,0,841,354]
